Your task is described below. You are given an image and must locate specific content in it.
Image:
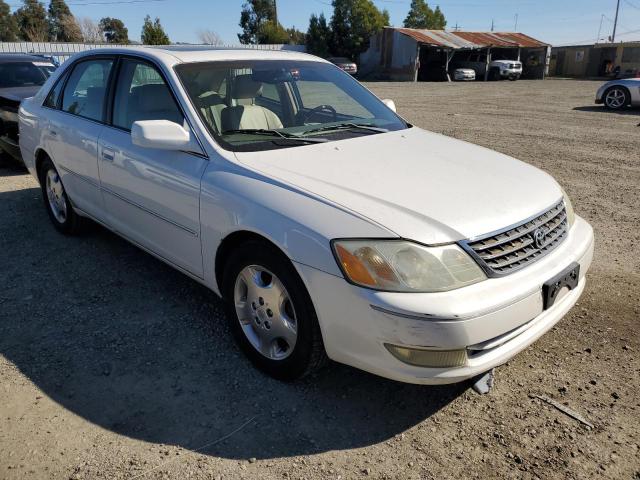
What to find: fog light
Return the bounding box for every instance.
[384,344,467,368]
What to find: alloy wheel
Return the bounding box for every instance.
[605,88,627,109]
[233,265,298,360]
[45,169,67,223]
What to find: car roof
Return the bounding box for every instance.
[69,46,328,66]
[0,54,54,64]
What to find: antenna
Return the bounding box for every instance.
[596,13,604,43]
[491,19,494,32]
[514,13,518,31]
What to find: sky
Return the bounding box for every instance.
[7,0,640,46]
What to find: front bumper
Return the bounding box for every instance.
[500,69,522,78]
[297,216,594,384]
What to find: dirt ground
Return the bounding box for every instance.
[1,79,639,480]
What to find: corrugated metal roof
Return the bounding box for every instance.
[396,28,549,49]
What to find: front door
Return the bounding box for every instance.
[98,58,207,277]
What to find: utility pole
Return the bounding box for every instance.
[611,0,620,42]
[490,19,494,32]
[514,13,518,31]
[453,22,460,32]
[273,0,278,25]
[597,13,604,43]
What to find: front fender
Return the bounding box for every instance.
[199,160,395,294]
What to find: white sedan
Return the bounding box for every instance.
[19,47,594,384]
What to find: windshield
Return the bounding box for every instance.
[0,62,54,88]
[176,60,407,151]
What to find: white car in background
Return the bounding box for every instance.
[19,47,594,385]
[453,68,475,81]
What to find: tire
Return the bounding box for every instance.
[39,157,83,235]
[221,240,327,381]
[603,86,630,110]
[508,74,518,81]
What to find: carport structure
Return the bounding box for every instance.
[360,27,550,81]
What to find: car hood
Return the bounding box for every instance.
[0,86,41,103]
[233,127,563,244]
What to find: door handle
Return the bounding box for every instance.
[102,148,115,162]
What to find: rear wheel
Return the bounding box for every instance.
[39,157,82,234]
[222,240,327,380]
[603,86,629,110]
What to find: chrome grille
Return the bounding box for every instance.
[461,201,568,276]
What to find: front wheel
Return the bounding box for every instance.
[221,240,327,380]
[39,157,82,234]
[604,86,629,110]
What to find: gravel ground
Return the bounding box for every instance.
[1,79,639,480]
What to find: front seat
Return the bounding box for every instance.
[221,75,283,132]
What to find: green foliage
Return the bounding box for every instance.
[403,0,446,30]
[286,26,305,45]
[141,15,170,45]
[257,20,288,44]
[14,0,48,41]
[306,13,331,58]
[48,0,70,40]
[99,17,128,43]
[329,0,389,61]
[238,0,276,44]
[0,0,19,41]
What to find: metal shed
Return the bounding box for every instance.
[360,27,550,81]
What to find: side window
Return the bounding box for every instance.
[260,83,280,102]
[112,59,183,131]
[44,71,69,109]
[61,59,113,121]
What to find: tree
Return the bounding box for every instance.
[286,26,305,45]
[48,0,80,41]
[306,13,331,57]
[57,14,82,41]
[14,0,48,41]
[99,17,128,43]
[237,0,275,44]
[329,0,389,61]
[256,20,288,44]
[197,28,223,45]
[0,0,19,41]
[141,15,169,45]
[403,0,446,30]
[78,16,103,42]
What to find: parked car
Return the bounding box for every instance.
[453,68,475,81]
[595,78,640,110]
[19,47,594,384]
[0,54,56,163]
[328,57,357,75]
[450,52,522,80]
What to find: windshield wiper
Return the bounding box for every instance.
[222,129,328,143]
[299,122,389,136]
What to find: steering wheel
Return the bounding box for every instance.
[302,104,337,124]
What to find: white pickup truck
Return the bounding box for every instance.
[489,60,523,81]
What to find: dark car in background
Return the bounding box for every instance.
[328,57,357,75]
[0,54,56,164]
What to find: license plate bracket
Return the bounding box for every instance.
[542,262,580,310]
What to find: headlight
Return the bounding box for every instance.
[561,188,575,227]
[332,239,486,292]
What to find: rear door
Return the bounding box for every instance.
[98,57,207,277]
[46,57,114,219]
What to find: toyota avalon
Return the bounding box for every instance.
[18,47,594,384]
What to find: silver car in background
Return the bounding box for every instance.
[595,78,640,110]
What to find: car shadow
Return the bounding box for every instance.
[573,105,640,117]
[0,186,466,460]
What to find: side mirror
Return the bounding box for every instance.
[131,120,192,150]
[382,98,397,113]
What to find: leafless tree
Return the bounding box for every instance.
[197,29,224,46]
[78,17,103,43]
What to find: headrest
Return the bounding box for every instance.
[232,75,263,99]
[133,84,176,112]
